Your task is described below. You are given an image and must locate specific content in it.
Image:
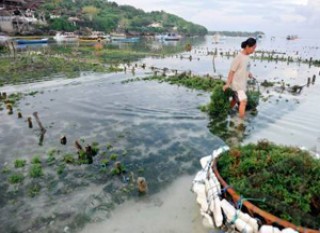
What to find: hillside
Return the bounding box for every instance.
[37,0,208,35]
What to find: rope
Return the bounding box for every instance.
[230,195,266,225]
[221,185,232,194]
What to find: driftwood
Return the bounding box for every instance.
[33,112,46,146]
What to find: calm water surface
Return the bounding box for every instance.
[0,36,319,232]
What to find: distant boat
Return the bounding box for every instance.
[212,33,221,44]
[255,34,264,41]
[0,34,10,42]
[286,35,298,40]
[54,32,78,42]
[156,33,181,41]
[79,31,109,42]
[16,38,48,44]
[110,33,139,42]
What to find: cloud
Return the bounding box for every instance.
[112,0,319,37]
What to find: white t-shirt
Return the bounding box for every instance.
[230,53,251,92]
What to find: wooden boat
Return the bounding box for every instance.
[193,145,320,233]
[156,33,181,41]
[16,38,48,44]
[286,35,298,40]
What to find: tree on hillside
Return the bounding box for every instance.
[118,18,129,30]
[82,6,100,21]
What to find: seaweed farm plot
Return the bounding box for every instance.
[0,73,223,232]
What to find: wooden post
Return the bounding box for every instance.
[27,117,33,128]
[60,136,67,145]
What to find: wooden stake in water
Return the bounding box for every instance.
[27,117,33,128]
[312,74,316,84]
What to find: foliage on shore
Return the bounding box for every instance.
[217,140,320,228]
[38,0,207,35]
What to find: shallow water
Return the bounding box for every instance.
[80,175,213,233]
[1,35,320,232]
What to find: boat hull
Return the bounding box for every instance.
[16,39,48,44]
[112,37,139,42]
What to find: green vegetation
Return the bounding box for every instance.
[110,154,118,161]
[100,159,110,166]
[46,154,56,166]
[57,164,66,175]
[111,164,126,175]
[63,154,76,164]
[9,173,24,184]
[31,156,41,164]
[39,0,207,35]
[14,159,27,168]
[29,164,44,178]
[0,53,108,85]
[217,140,320,228]
[28,183,41,197]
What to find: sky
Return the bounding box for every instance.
[112,0,320,38]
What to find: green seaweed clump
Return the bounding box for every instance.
[217,140,320,228]
[208,85,233,118]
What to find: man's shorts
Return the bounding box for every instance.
[234,90,247,102]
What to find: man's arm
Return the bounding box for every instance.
[223,70,235,91]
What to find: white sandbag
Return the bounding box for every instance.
[194,183,209,211]
[193,170,207,184]
[259,225,281,233]
[221,199,237,221]
[205,178,220,195]
[208,169,221,193]
[192,182,205,194]
[212,145,230,159]
[234,218,254,233]
[200,155,212,170]
[238,212,259,233]
[281,228,298,233]
[221,199,254,233]
[204,180,223,227]
[200,210,214,229]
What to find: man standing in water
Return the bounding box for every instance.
[223,38,257,119]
